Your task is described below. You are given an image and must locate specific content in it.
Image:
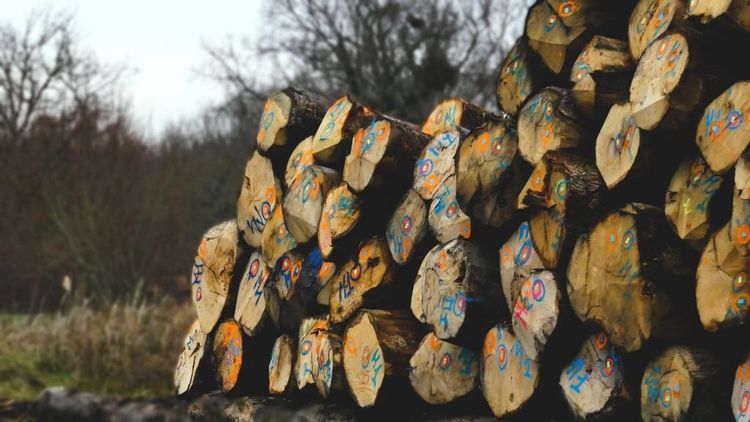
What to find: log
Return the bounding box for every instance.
[413,128,462,201]
[263,249,304,331]
[313,329,346,399]
[421,98,492,136]
[732,153,750,255]
[234,250,272,336]
[408,332,479,405]
[733,355,750,421]
[511,270,559,360]
[317,183,361,260]
[628,0,687,60]
[629,33,696,130]
[342,310,424,407]
[499,221,546,310]
[212,320,245,393]
[270,247,333,334]
[236,151,282,248]
[294,316,329,390]
[567,203,698,351]
[192,220,240,334]
[641,346,733,421]
[455,117,521,228]
[525,1,587,74]
[695,81,750,174]
[523,151,607,269]
[594,102,643,189]
[517,87,586,165]
[570,35,634,118]
[284,136,314,188]
[343,116,429,193]
[283,165,340,243]
[256,87,330,153]
[696,223,750,331]
[480,324,540,418]
[559,331,627,419]
[664,155,726,244]
[261,204,298,267]
[427,175,472,244]
[412,239,503,340]
[174,319,209,396]
[311,95,374,164]
[268,334,296,395]
[496,37,551,116]
[328,237,396,324]
[385,189,429,265]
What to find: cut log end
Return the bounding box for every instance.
[343,119,392,192]
[234,251,272,336]
[408,333,478,405]
[193,220,239,334]
[595,103,641,189]
[318,183,361,259]
[261,205,298,267]
[518,87,584,165]
[342,312,385,407]
[257,91,292,151]
[696,223,750,331]
[212,320,244,393]
[413,129,461,200]
[628,0,681,60]
[386,189,428,265]
[174,319,207,396]
[237,152,281,248]
[422,99,466,136]
[268,334,295,395]
[640,347,697,421]
[511,270,560,360]
[480,324,539,418]
[496,39,535,116]
[311,96,355,162]
[329,237,394,323]
[664,156,723,241]
[314,331,344,398]
[285,136,314,188]
[284,165,341,243]
[295,317,329,390]
[629,34,689,130]
[732,154,750,254]
[428,175,472,244]
[560,332,625,419]
[567,207,652,352]
[695,81,750,174]
[525,1,586,74]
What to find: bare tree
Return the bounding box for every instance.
[0,8,122,143]
[204,0,529,123]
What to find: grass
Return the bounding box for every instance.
[0,298,195,401]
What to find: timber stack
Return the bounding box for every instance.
[173,1,750,420]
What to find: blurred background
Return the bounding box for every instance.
[0,0,527,403]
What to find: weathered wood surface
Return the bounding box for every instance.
[497,38,550,116]
[257,87,330,153]
[480,324,539,418]
[237,151,282,248]
[413,129,463,201]
[595,102,642,189]
[261,204,298,267]
[234,250,272,336]
[517,87,586,165]
[427,175,472,244]
[732,153,750,255]
[317,183,361,260]
[268,334,296,395]
[408,333,479,405]
[311,95,374,164]
[695,81,750,174]
[192,220,240,334]
[422,99,492,136]
[511,270,559,360]
[283,165,341,243]
[175,320,209,396]
[559,332,626,420]
[567,204,696,351]
[628,0,687,60]
[386,189,429,265]
[500,221,545,310]
[342,310,424,407]
[696,223,750,331]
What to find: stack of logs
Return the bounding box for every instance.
[173,1,750,420]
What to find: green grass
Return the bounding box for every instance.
[0,300,195,401]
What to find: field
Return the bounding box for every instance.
[0,300,194,401]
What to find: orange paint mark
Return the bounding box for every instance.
[319,262,336,283]
[215,321,243,392]
[541,123,555,149]
[345,335,357,355]
[352,128,365,156]
[401,237,413,260]
[421,174,440,195]
[736,225,750,245]
[558,1,577,17]
[529,166,545,192]
[428,333,441,352]
[436,250,449,271]
[595,332,608,350]
[737,363,750,382]
[484,329,497,356]
[500,245,512,265]
[474,132,491,154]
[358,245,373,264]
[606,230,619,253]
[198,239,208,260]
[266,186,276,203]
[460,220,471,239]
[375,121,390,143]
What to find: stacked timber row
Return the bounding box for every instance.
[173,1,750,420]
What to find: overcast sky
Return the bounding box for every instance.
[2,0,264,136]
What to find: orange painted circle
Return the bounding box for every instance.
[736,225,750,245]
